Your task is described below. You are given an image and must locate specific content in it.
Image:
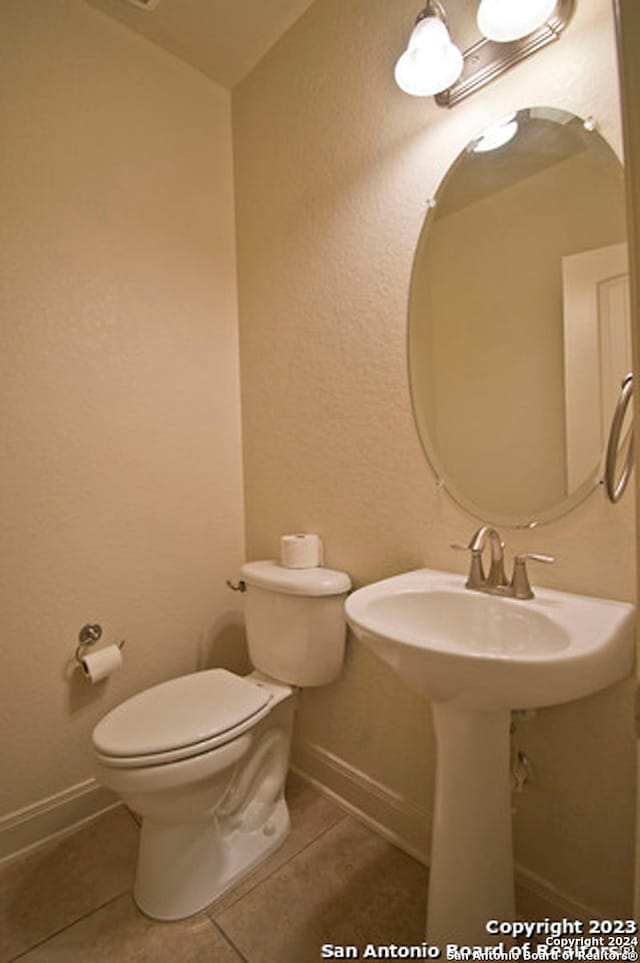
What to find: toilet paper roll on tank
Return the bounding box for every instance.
[280,533,324,569]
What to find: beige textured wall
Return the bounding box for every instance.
[0,1,244,816]
[234,0,636,916]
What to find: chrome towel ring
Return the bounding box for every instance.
[604,373,634,503]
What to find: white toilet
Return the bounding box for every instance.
[91,560,351,921]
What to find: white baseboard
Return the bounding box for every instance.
[514,865,604,923]
[292,740,602,922]
[0,779,120,867]
[292,740,431,864]
[292,742,432,866]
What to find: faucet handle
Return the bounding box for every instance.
[516,553,555,565]
[511,553,555,599]
[450,543,485,589]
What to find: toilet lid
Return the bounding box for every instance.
[92,669,271,762]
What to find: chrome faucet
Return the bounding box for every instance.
[452,526,554,600]
[467,525,508,589]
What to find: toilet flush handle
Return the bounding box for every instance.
[226,579,247,593]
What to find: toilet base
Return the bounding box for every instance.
[133,793,290,920]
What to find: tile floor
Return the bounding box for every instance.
[0,774,429,962]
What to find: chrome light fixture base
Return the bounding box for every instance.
[435,0,575,108]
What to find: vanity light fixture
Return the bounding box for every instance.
[394,1,463,97]
[477,0,557,42]
[395,0,575,108]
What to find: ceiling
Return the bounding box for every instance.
[84,0,317,89]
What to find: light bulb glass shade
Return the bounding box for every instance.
[477,0,557,42]
[472,113,519,152]
[395,16,463,97]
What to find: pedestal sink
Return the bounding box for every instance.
[345,568,635,945]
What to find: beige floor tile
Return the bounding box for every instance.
[15,894,242,963]
[207,771,346,917]
[0,807,138,962]
[215,815,428,963]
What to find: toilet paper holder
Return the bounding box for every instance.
[75,623,125,665]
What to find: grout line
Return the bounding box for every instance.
[211,918,251,963]
[123,805,142,828]
[207,811,348,919]
[7,890,132,962]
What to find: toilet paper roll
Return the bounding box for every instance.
[80,644,123,683]
[280,533,323,569]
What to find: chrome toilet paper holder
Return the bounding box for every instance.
[75,623,125,665]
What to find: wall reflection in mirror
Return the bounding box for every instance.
[408,106,630,527]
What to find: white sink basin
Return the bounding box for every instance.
[345,568,635,709]
[346,567,635,944]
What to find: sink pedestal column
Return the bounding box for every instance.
[427,703,515,947]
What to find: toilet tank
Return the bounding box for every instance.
[240,561,351,687]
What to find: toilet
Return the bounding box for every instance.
[91,560,351,921]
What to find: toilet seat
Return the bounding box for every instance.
[93,669,272,769]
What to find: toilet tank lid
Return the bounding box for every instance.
[240,560,351,597]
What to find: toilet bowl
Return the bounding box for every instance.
[92,560,351,920]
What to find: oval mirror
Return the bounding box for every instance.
[408,107,630,527]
